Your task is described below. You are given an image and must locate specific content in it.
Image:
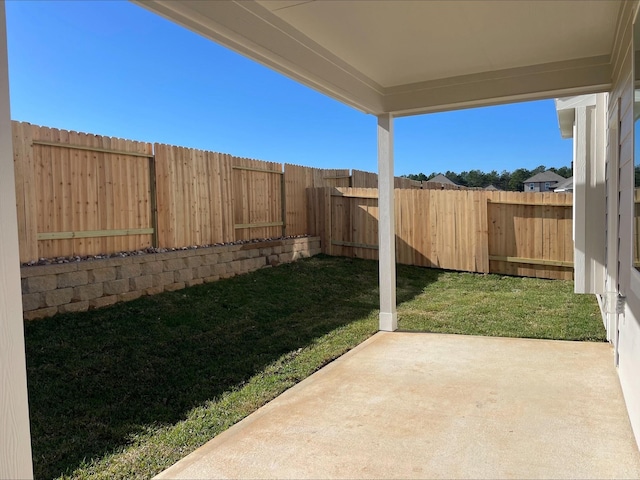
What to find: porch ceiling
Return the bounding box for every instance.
[135,0,623,115]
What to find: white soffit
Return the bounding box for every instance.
[135,0,623,116]
[263,0,617,86]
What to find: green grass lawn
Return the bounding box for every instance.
[398,270,604,340]
[24,255,603,479]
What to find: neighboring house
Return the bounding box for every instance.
[523,170,566,192]
[554,176,574,193]
[425,174,458,186]
[484,184,501,191]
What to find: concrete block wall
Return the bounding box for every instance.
[21,237,321,320]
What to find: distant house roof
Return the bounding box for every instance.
[553,176,573,192]
[523,170,566,184]
[426,174,457,185]
[484,184,501,191]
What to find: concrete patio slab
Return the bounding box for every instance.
[155,332,640,479]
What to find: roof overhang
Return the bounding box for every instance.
[555,94,598,139]
[133,0,624,116]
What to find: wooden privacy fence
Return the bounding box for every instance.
[308,187,574,280]
[13,122,437,262]
[153,144,235,248]
[13,121,575,280]
[12,122,355,262]
[13,122,155,262]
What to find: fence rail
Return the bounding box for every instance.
[307,187,574,280]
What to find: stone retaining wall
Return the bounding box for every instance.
[21,237,321,320]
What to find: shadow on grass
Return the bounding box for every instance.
[25,255,440,479]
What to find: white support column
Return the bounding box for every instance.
[573,106,588,292]
[0,1,34,478]
[573,95,607,295]
[377,114,397,331]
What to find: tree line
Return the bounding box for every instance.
[403,165,572,191]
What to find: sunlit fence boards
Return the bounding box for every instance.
[13,122,349,262]
[308,187,573,280]
[153,144,234,249]
[13,122,154,261]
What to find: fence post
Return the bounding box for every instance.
[324,187,332,256]
[479,191,490,274]
[280,167,287,238]
[149,153,159,248]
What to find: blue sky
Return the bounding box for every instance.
[6,0,572,176]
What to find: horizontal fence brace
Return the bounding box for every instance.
[232,165,283,175]
[330,192,379,199]
[331,240,379,250]
[32,140,153,158]
[487,199,571,207]
[488,255,573,268]
[234,221,284,229]
[323,175,352,179]
[37,228,155,240]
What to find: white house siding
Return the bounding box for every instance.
[607,0,640,447]
[605,95,620,349]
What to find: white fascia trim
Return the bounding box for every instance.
[133,0,385,114]
[556,94,598,111]
[384,56,612,117]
